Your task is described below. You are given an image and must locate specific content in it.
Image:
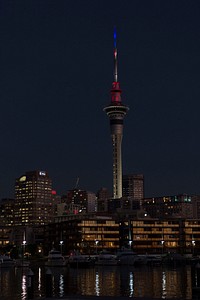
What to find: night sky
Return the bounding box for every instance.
[1,0,200,198]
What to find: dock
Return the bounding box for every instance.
[35,296,185,300]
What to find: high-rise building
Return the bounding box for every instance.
[0,198,15,226]
[62,189,97,214]
[122,174,144,202]
[14,170,53,226]
[104,29,129,199]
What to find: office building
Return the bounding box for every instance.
[14,170,53,226]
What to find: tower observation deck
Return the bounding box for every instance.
[104,29,129,199]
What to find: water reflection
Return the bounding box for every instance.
[0,264,194,299]
[21,274,26,300]
[162,271,167,298]
[59,274,64,297]
[38,267,42,296]
[95,271,100,296]
[129,272,134,297]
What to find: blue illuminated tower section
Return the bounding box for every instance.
[104,29,129,199]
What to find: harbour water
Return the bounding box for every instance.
[0,264,197,299]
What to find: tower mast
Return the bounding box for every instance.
[104,29,129,199]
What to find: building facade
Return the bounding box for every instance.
[43,213,200,256]
[44,214,120,255]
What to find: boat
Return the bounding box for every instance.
[134,254,162,266]
[133,255,148,266]
[0,255,15,267]
[146,254,163,266]
[162,252,186,266]
[95,252,119,266]
[45,249,66,267]
[116,248,138,265]
[15,258,30,268]
[68,254,95,268]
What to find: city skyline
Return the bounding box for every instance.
[1,1,200,198]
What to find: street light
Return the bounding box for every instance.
[22,240,26,260]
[192,239,195,255]
[95,240,99,254]
[161,240,164,254]
[59,240,64,255]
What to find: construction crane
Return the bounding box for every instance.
[75,177,79,189]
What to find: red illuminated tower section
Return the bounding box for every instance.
[104,29,129,199]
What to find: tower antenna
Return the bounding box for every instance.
[103,29,129,199]
[114,27,118,82]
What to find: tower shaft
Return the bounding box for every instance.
[112,133,123,198]
[104,29,129,199]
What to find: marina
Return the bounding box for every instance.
[0,260,199,299]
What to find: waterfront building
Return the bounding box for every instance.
[142,194,194,219]
[132,218,200,255]
[44,214,120,254]
[132,218,181,254]
[104,29,129,199]
[43,213,200,255]
[14,170,53,226]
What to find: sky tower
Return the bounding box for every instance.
[104,29,129,199]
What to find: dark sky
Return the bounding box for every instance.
[1,0,200,198]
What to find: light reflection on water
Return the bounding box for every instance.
[59,274,64,297]
[162,271,167,298]
[21,274,26,300]
[95,271,100,296]
[38,267,42,296]
[129,271,134,297]
[0,264,194,299]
